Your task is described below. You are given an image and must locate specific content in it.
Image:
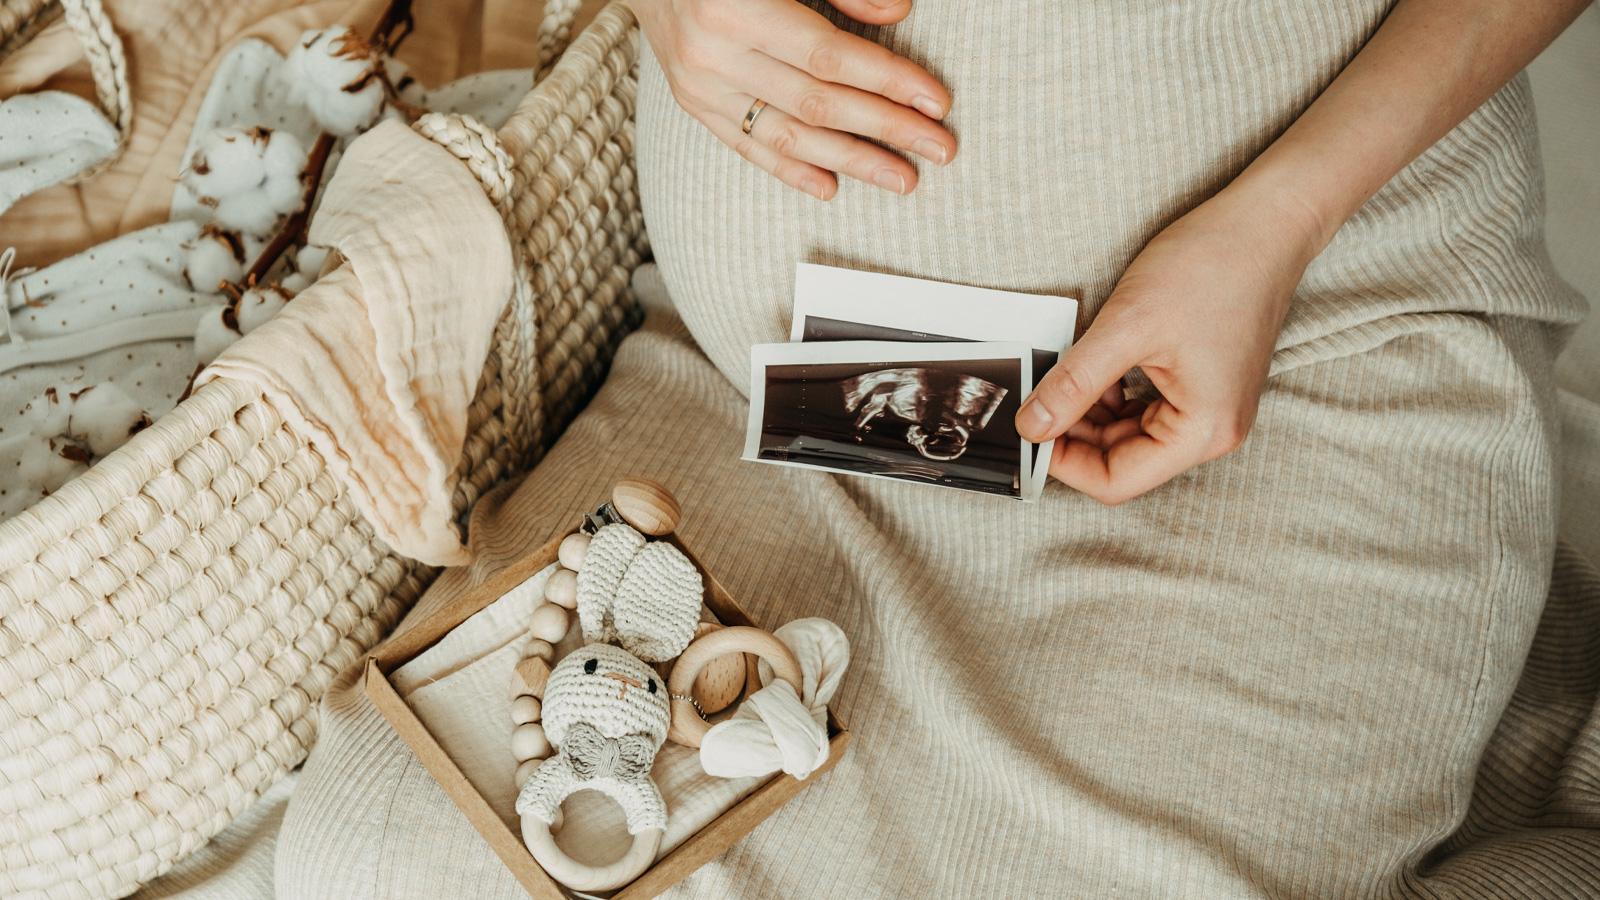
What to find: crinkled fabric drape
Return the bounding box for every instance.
[199,119,511,565]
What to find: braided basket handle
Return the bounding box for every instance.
[414,2,641,470]
[537,0,583,79]
[4,0,134,182]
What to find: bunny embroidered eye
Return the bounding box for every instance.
[584,658,598,675]
[647,678,657,694]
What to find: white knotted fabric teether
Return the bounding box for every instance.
[575,524,702,663]
[699,618,849,781]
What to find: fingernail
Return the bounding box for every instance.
[802,179,830,200]
[912,137,949,165]
[872,169,908,194]
[1018,398,1052,437]
[911,95,946,120]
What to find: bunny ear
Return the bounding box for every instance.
[613,541,703,663]
[575,524,647,644]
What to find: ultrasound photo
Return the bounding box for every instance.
[746,341,1031,497]
[787,264,1079,499]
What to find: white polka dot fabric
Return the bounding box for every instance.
[0,92,118,218]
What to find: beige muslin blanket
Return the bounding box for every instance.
[198,119,511,565]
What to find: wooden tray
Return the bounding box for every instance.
[365,524,850,898]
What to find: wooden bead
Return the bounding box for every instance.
[611,478,681,536]
[515,655,552,697]
[527,639,554,661]
[512,722,550,761]
[515,758,540,787]
[557,533,590,570]
[544,569,577,609]
[686,623,745,715]
[511,694,541,725]
[528,603,569,643]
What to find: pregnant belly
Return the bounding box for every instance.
[631,0,1570,394]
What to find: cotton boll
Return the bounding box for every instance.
[181,225,247,292]
[282,27,385,136]
[213,192,284,236]
[283,28,376,101]
[235,284,292,334]
[182,128,272,204]
[260,127,308,185]
[309,68,385,136]
[14,437,89,497]
[2,384,151,516]
[66,384,152,457]
[280,270,310,294]
[185,127,308,236]
[17,387,71,435]
[280,243,331,292]
[193,304,242,365]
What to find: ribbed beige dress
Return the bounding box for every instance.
[276,2,1600,896]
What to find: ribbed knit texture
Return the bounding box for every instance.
[274,4,1598,896]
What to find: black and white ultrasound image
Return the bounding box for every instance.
[757,356,1024,496]
[801,315,1052,477]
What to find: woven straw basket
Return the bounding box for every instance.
[0,2,647,895]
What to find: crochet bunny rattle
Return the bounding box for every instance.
[512,479,703,892]
[517,645,672,891]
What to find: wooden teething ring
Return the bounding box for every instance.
[668,626,804,748]
[521,812,662,892]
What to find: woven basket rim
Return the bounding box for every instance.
[0,376,260,567]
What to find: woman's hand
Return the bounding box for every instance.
[626,0,956,199]
[1016,183,1328,505]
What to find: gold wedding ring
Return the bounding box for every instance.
[741,99,769,135]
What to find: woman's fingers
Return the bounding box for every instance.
[739,54,955,165]
[1017,316,1144,443]
[634,0,954,194]
[703,112,838,200]
[823,0,914,27]
[754,4,950,119]
[742,98,917,194]
[1048,400,1211,506]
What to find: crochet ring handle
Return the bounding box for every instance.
[521,816,662,893]
[667,626,804,748]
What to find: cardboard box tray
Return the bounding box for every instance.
[365,526,850,898]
